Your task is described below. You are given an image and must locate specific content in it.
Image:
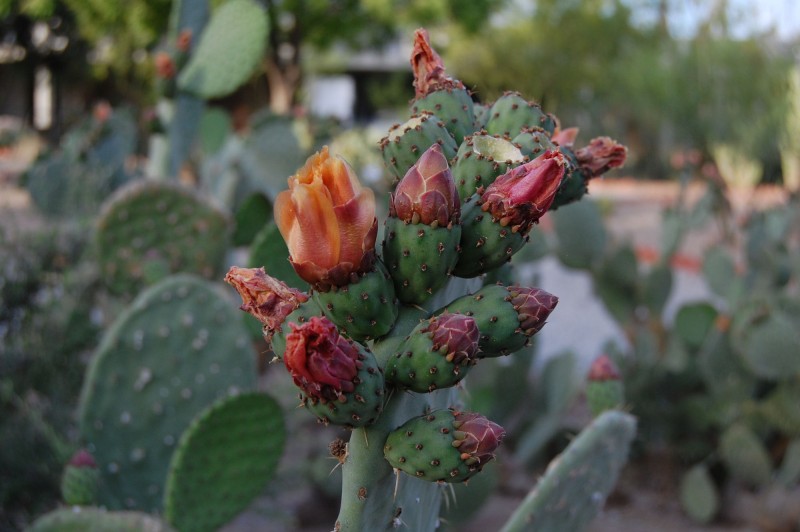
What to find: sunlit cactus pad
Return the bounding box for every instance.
[78,275,256,512]
[500,410,636,532]
[28,508,174,532]
[95,180,231,296]
[164,392,285,532]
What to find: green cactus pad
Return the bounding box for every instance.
[163,392,285,532]
[453,196,527,278]
[484,92,555,138]
[452,134,525,201]
[382,217,461,305]
[758,382,800,437]
[29,508,175,532]
[314,261,398,341]
[674,302,718,350]
[586,380,625,417]
[95,181,231,296]
[680,464,719,523]
[78,275,257,512]
[380,113,459,182]
[232,192,272,246]
[730,301,800,381]
[719,423,772,488]
[551,198,607,270]
[500,410,636,532]
[177,0,269,99]
[385,316,476,392]
[384,409,490,483]
[511,127,557,160]
[411,87,476,144]
[300,342,385,428]
[248,221,306,290]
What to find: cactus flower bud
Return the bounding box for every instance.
[507,286,559,336]
[588,354,621,382]
[586,354,624,417]
[391,144,460,226]
[575,136,627,177]
[411,28,464,98]
[224,266,309,340]
[61,449,99,506]
[284,316,361,402]
[480,150,566,233]
[427,312,480,364]
[451,411,506,466]
[154,52,175,79]
[274,147,378,289]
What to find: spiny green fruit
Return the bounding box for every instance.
[61,449,99,506]
[313,260,398,341]
[444,284,558,357]
[385,313,480,393]
[384,409,505,483]
[512,127,557,160]
[284,317,385,428]
[408,29,475,144]
[585,354,624,417]
[452,134,526,201]
[484,92,555,138]
[473,103,491,130]
[454,151,567,278]
[382,145,461,304]
[379,112,459,182]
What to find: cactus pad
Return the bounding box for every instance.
[730,301,800,381]
[177,0,269,99]
[500,410,636,532]
[95,180,231,296]
[484,92,555,138]
[29,508,174,532]
[78,275,257,511]
[719,423,773,487]
[380,113,458,181]
[411,87,476,144]
[164,392,285,532]
[680,464,719,523]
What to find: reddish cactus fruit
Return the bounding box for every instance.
[427,312,480,365]
[588,354,621,382]
[284,317,361,402]
[68,449,97,469]
[451,411,506,466]
[480,150,567,234]
[411,28,464,98]
[586,354,624,417]
[575,137,627,177]
[391,144,460,227]
[224,266,309,341]
[508,286,560,336]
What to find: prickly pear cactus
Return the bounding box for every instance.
[95,181,231,296]
[29,508,174,532]
[380,113,459,182]
[164,392,285,532]
[500,410,637,532]
[78,275,256,512]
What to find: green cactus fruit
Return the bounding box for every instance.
[384,409,505,483]
[382,144,462,304]
[585,354,624,417]
[60,449,99,506]
[379,113,458,182]
[719,423,773,488]
[680,464,720,523]
[163,392,285,532]
[95,180,231,296]
[452,134,526,201]
[78,275,257,512]
[484,92,555,138]
[284,317,385,427]
[412,88,475,145]
[385,313,480,392]
[550,145,591,210]
[444,284,558,357]
[454,151,567,277]
[29,508,174,532]
[500,410,637,532]
[177,0,269,99]
[473,102,491,130]
[511,127,558,160]
[313,260,398,341]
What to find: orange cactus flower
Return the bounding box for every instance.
[274,147,377,288]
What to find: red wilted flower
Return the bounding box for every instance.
[224,266,309,339]
[451,411,506,466]
[427,312,480,364]
[274,147,378,289]
[154,52,176,79]
[411,28,464,98]
[391,144,459,226]
[480,150,567,234]
[507,286,559,335]
[284,317,362,402]
[588,354,621,382]
[575,137,627,177]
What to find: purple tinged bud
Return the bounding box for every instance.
[588,354,621,382]
[68,449,97,469]
[507,286,558,335]
[391,144,460,226]
[480,150,566,234]
[426,312,480,364]
[451,411,505,465]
